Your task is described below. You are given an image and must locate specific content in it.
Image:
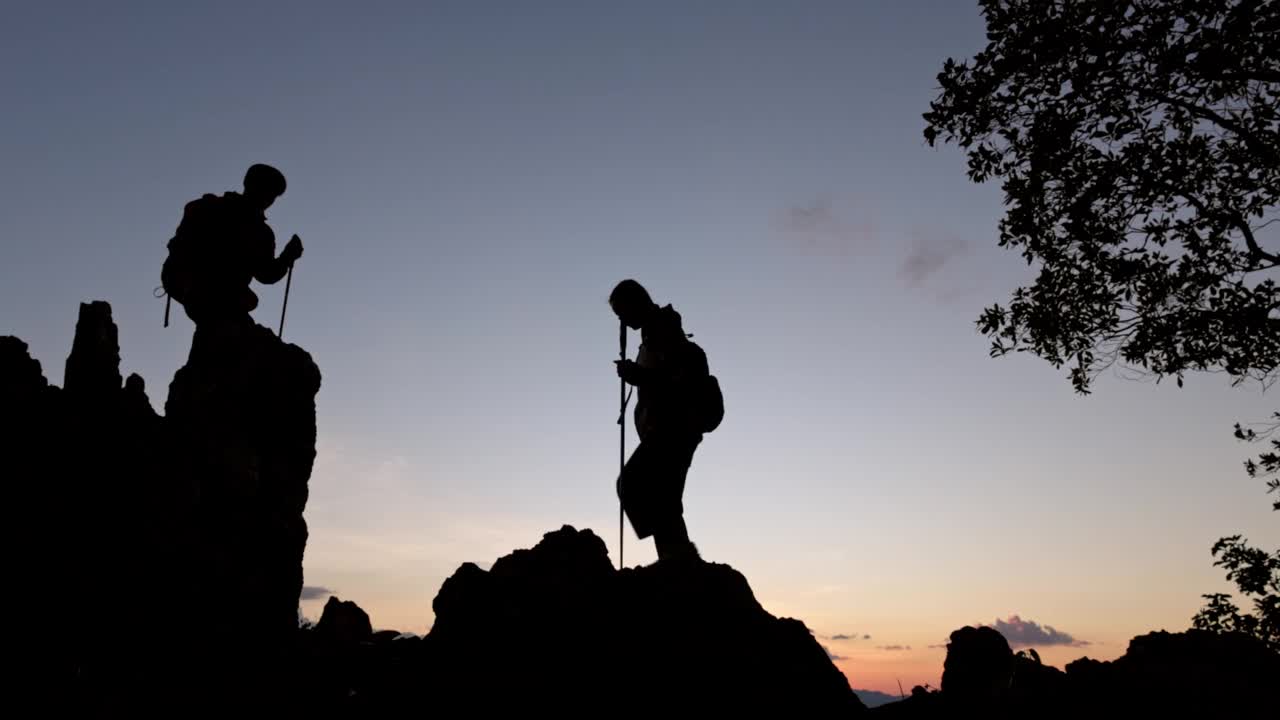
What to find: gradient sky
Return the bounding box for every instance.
[3,1,1275,694]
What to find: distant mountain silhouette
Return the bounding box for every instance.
[854,689,905,708]
[870,625,1277,718]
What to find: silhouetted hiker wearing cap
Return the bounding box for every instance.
[612,279,723,564]
[161,163,304,332]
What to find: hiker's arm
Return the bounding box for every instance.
[621,339,708,386]
[255,235,303,284]
[256,257,289,284]
[616,360,682,387]
[617,360,655,387]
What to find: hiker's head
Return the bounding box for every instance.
[609,279,656,330]
[243,164,287,210]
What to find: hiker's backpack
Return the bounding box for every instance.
[160,193,226,306]
[697,372,724,433]
[683,338,724,434]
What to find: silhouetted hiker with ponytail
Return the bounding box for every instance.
[611,279,723,564]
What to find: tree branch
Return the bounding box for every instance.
[1238,218,1280,265]
[1140,89,1280,161]
[1209,69,1280,85]
[1241,261,1280,274]
[1173,189,1280,266]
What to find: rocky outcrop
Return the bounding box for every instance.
[9,303,862,713]
[316,596,374,647]
[3,304,171,706]
[1,335,51,397]
[940,625,1014,701]
[2,334,70,707]
[2,302,321,710]
[167,318,320,656]
[63,300,123,398]
[305,526,864,715]
[1063,629,1280,715]
[16,302,1274,715]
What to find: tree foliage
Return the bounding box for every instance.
[1235,411,1280,510]
[1192,535,1280,652]
[924,0,1280,393]
[924,0,1280,650]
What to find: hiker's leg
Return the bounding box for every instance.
[654,515,694,560]
[619,442,658,540]
[655,517,701,563]
[652,436,701,561]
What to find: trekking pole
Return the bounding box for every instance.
[278,262,294,339]
[618,320,626,571]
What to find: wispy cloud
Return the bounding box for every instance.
[300,585,335,601]
[899,231,969,287]
[779,197,877,256]
[876,645,912,651]
[785,198,839,234]
[985,615,1089,648]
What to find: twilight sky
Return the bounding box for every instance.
[2,1,1275,693]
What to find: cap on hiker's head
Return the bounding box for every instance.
[245,164,287,198]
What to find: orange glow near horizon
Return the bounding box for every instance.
[835,652,942,696]
[833,637,1131,695]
